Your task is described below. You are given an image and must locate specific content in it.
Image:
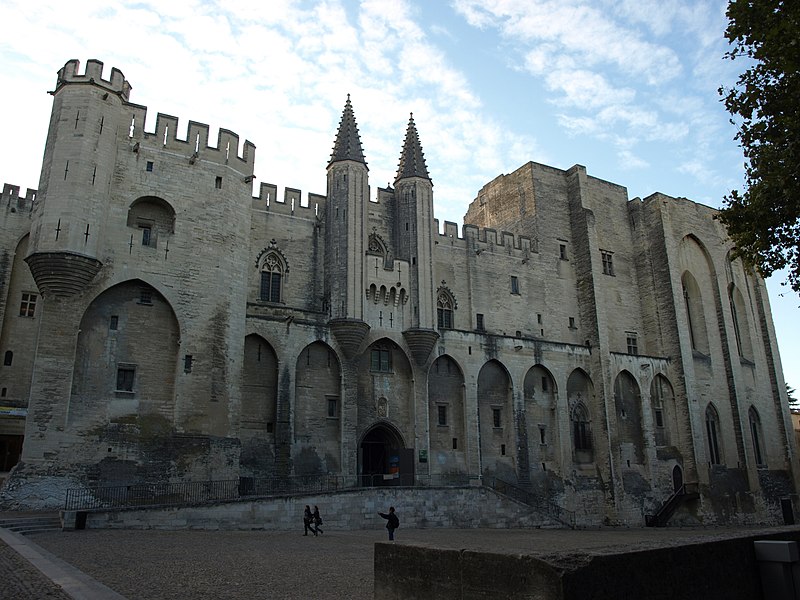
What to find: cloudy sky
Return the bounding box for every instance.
[0,0,797,392]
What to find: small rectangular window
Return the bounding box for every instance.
[626,333,639,355]
[539,425,546,445]
[601,250,615,276]
[559,244,568,260]
[452,437,458,450]
[476,313,485,331]
[541,377,548,392]
[141,226,152,247]
[0,388,6,397]
[184,354,193,373]
[569,317,576,329]
[537,313,542,324]
[437,405,447,426]
[492,408,502,428]
[146,161,154,172]
[655,409,664,428]
[109,315,119,330]
[266,422,274,433]
[327,397,338,418]
[215,176,223,189]
[139,289,153,305]
[501,444,506,456]
[511,276,519,294]
[19,293,37,317]
[116,365,136,392]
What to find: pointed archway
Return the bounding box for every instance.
[359,423,410,487]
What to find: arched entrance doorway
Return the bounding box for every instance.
[359,423,412,486]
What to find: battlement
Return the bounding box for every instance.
[252,182,326,217]
[435,219,534,256]
[2,183,36,212]
[56,59,131,101]
[127,106,256,172]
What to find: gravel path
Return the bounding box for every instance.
[8,524,797,599]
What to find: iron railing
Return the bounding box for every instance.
[489,476,576,529]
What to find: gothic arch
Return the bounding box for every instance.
[294,341,342,475]
[748,406,765,467]
[436,286,457,329]
[477,359,514,478]
[728,283,753,360]
[705,403,724,465]
[69,279,180,427]
[428,354,466,474]
[567,369,595,463]
[613,370,644,464]
[650,374,677,447]
[523,364,558,461]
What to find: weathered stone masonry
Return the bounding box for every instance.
[0,59,796,526]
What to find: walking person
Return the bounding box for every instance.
[313,505,324,535]
[378,506,399,541]
[303,505,317,536]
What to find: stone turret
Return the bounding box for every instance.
[25,59,131,297]
[325,95,370,356]
[394,114,438,364]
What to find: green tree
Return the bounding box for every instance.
[789,383,798,408]
[718,0,800,294]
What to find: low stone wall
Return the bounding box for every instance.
[64,486,560,531]
[374,529,800,600]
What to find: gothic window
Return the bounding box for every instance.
[705,404,722,465]
[19,293,37,317]
[749,407,765,467]
[729,284,753,360]
[260,252,285,303]
[682,272,709,354]
[437,290,455,329]
[572,403,591,451]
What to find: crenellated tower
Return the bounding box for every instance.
[394,115,438,365]
[25,59,131,296]
[325,96,370,357]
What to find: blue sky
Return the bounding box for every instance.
[0,0,796,393]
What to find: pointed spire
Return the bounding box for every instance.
[329,94,367,168]
[395,113,431,183]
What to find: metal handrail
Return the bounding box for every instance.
[489,477,576,529]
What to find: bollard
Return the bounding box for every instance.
[754,540,800,600]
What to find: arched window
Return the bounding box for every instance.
[749,406,765,467]
[682,271,709,354]
[3,351,12,366]
[729,284,753,360]
[705,404,722,465]
[260,252,284,303]
[436,288,456,330]
[572,403,591,451]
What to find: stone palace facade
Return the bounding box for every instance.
[0,59,796,525]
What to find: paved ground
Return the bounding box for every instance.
[2,524,798,599]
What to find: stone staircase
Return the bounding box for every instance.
[0,512,62,535]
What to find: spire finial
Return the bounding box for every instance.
[395,113,430,183]
[329,95,367,168]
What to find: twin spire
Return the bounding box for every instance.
[329,96,431,183]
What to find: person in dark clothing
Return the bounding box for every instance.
[378,506,399,540]
[303,505,316,536]
[313,505,324,535]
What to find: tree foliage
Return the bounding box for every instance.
[718,0,800,294]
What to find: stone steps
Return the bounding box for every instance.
[0,513,62,535]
